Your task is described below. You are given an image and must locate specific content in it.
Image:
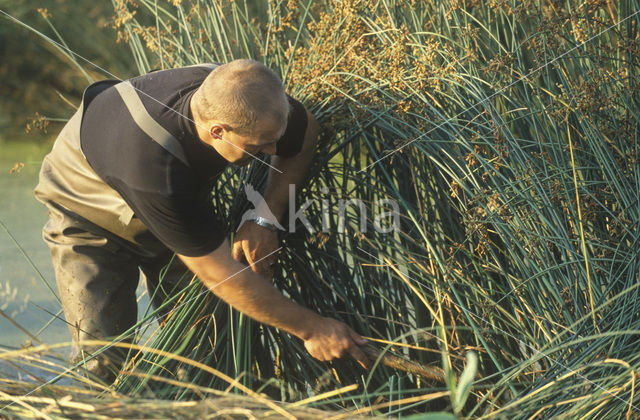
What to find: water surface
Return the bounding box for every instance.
[0,139,63,349]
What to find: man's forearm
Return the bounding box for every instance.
[200,267,322,340]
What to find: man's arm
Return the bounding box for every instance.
[263,109,320,220]
[178,240,369,366]
[232,109,320,274]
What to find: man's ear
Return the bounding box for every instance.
[210,123,233,140]
[209,125,224,140]
[199,125,220,148]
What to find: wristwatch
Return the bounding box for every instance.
[251,216,280,232]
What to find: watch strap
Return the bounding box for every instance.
[251,216,280,232]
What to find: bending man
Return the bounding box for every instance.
[35,59,368,382]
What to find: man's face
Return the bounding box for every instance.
[209,116,285,166]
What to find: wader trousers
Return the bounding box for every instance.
[42,202,191,383]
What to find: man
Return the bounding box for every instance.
[35,59,369,381]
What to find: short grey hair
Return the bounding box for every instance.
[193,59,290,136]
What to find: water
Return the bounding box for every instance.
[0,138,154,378]
[0,139,64,349]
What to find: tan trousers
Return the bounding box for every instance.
[42,202,191,383]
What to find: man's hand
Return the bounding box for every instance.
[232,221,279,276]
[303,317,370,368]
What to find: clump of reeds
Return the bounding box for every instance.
[6,0,640,417]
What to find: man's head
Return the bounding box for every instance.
[191,59,290,165]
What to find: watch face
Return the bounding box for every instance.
[254,217,276,231]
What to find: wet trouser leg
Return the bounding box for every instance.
[42,203,241,386]
[42,204,142,384]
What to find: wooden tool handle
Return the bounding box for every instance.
[361,344,446,383]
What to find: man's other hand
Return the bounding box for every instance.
[303,318,371,369]
[232,221,279,276]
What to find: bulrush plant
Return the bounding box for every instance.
[3,0,638,418]
[108,0,640,416]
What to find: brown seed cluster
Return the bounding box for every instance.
[25,112,50,134]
